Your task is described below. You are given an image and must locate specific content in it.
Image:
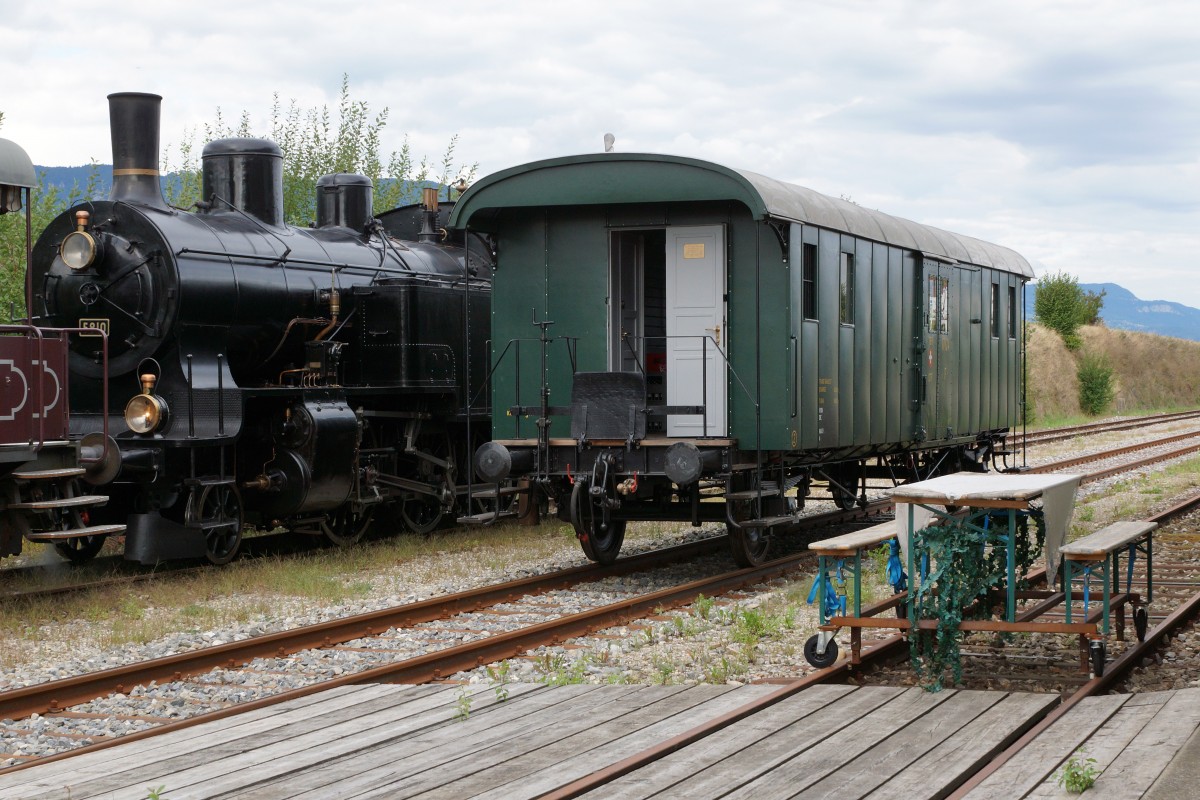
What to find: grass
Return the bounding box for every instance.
[0,516,601,673]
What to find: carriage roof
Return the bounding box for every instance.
[0,137,36,191]
[450,153,1033,278]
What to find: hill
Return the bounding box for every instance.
[1026,323,1200,422]
[1024,282,1200,342]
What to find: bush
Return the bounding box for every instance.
[163,75,476,226]
[1034,272,1105,350]
[1078,353,1116,416]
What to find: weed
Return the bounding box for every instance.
[486,661,511,703]
[541,653,590,686]
[1055,750,1099,793]
[693,594,716,620]
[652,656,675,685]
[145,786,169,800]
[454,686,472,720]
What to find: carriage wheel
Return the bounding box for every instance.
[401,495,444,536]
[188,484,243,565]
[727,527,771,568]
[725,473,774,567]
[829,464,862,510]
[322,504,374,547]
[570,479,625,565]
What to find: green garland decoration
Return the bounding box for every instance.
[908,509,1047,691]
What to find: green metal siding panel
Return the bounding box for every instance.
[743,224,790,450]
[904,251,921,441]
[852,237,872,447]
[818,229,841,447]
[797,226,820,449]
[887,247,905,443]
[489,213,550,438]
[869,242,889,443]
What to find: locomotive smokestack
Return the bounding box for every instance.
[108,92,168,210]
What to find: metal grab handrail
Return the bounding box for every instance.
[480,329,761,446]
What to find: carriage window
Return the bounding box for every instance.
[802,243,818,320]
[991,283,1000,338]
[927,275,949,334]
[839,252,855,325]
[1008,285,1017,338]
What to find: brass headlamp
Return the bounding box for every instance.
[124,373,168,434]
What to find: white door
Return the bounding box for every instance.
[666,225,727,436]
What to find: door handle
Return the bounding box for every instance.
[705,324,721,347]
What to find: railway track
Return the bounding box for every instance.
[541,492,1200,799]
[1018,408,1200,447]
[2,425,1199,772]
[3,408,1196,610]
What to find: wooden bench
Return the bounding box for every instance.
[808,520,898,556]
[1061,520,1156,638]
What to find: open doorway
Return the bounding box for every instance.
[610,226,728,437]
[610,229,666,430]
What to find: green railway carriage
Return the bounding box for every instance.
[451,154,1032,566]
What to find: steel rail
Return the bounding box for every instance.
[944,491,1200,798]
[1021,409,1200,446]
[2,435,1195,776]
[539,484,1200,798]
[0,535,847,775]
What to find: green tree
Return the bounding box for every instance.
[1034,272,1105,350]
[164,75,475,225]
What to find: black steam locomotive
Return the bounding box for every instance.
[28,93,492,564]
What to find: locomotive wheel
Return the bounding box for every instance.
[570,480,625,565]
[323,505,374,547]
[35,480,105,564]
[401,495,443,536]
[188,484,243,566]
[53,534,106,564]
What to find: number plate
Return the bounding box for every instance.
[79,318,110,336]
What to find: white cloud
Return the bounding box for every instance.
[2,0,1198,307]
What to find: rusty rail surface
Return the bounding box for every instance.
[3,432,1198,776]
[539,481,1200,798]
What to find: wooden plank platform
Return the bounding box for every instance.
[964,689,1200,799]
[0,683,1195,799]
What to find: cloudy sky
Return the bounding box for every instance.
[3,0,1198,306]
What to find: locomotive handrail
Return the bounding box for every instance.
[174,247,492,286]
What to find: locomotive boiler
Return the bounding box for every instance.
[30,93,492,564]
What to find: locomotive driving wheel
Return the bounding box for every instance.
[401,494,444,535]
[570,479,625,565]
[322,504,374,547]
[188,483,243,565]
